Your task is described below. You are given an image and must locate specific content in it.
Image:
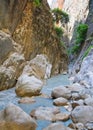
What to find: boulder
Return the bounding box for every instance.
[0,52,25,90]
[53,112,70,121]
[0,103,37,130]
[51,86,71,99]
[15,75,44,97]
[30,107,60,121]
[15,54,52,97]
[71,106,93,124]
[53,97,68,106]
[24,54,52,80]
[43,122,72,130]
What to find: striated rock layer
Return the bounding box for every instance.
[0,0,68,75]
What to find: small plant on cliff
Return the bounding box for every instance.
[54,26,63,38]
[75,24,88,44]
[33,0,41,6]
[52,8,69,24]
[71,24,88,54]
[82,45,93,60]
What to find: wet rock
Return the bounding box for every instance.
[71,106,93,124]
[43,122,73,130]
[18,97,36,104]
[51,86,71,99]
[84,97,93,106]
[0,31,14,65]
[15,75,44,97]
[30,107,60,121]
[0,103,37,130]
[53,97,68,106]
[0,53,25,90]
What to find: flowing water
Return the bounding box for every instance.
[0,74,71,130]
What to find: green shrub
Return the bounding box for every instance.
[71,24,88,54]
[71,44,80,54]
[52,8,69,24]
[33,0,41,6]
[75,24,88,44]
[54,26,63,38]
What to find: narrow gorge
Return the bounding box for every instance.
[0,0,93,130]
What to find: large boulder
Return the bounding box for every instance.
[15,75,44,97]
[51,86,71,99]
[0,31,14,64]
[0,103,37,130]
[71,106,93,124]
[15,54,52,97]
[21,54,52,80]
[0,52,25,90]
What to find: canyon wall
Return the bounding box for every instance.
[0,0,68,75]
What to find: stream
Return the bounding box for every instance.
[0,74,72,130]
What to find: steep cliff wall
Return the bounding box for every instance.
[63,0,89,42]
[0,0,68,74]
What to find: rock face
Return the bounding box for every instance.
[0,0,68,75]
[0,52,25,90]
[0,103,37,130]
[74,50,93,88]
[63,0,89,42]
[0,31,14,65]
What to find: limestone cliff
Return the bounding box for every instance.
[63,0,89,42]
[0,0,68,75]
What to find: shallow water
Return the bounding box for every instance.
[0,74,71,130]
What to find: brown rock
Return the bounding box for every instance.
[0,103,37,130]
[53,97,68,106]
[53,112,70,121]
[0,52,25,90]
